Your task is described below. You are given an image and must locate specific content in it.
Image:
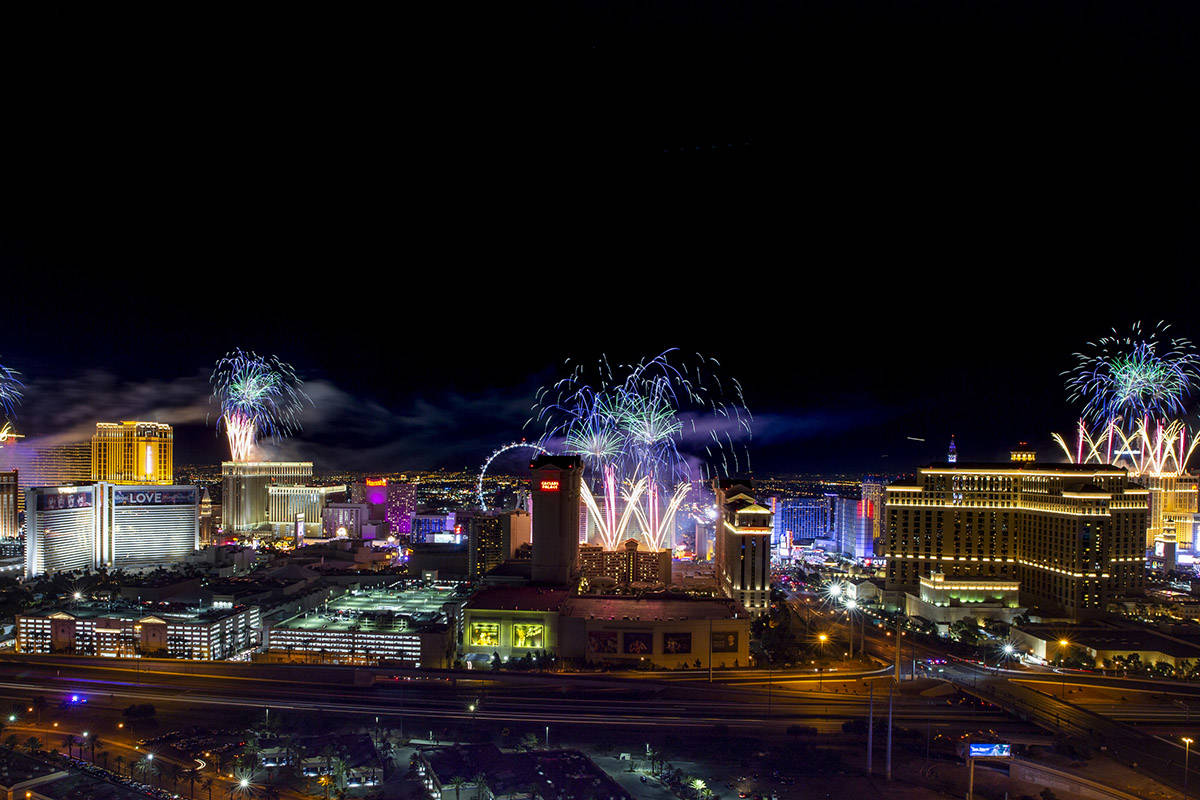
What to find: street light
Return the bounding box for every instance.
[1184,737,1194,799]
[1058,640,1071,698]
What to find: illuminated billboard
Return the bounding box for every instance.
[623,632,652,654]
[469,622,500,648]
[711,630,739,653]
[588,631,617,653]
[113,487,197,506]
[36,488,94,511]
[968,743,1011,758]
[539,480,560,492]
[663,632,692,654]
[512,623,544,649]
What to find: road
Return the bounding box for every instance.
[0,659,1008,735]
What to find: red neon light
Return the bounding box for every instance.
[539,480,560,492]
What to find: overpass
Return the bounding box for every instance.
[950,668,1198,797]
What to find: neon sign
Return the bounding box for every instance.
[539,480,560,492]
[365,478,387,487]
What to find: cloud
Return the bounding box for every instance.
[9,369,212,448]
[2,368,895,474]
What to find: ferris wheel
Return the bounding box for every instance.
[477,441,550,511]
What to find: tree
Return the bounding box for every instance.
[449,775,467,800]
[115,754,126,777]
[163,762,182,792]
[182,767,200,799]
[201,777,214,800]
[23,736,42,755]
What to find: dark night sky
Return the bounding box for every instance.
[1,4,1196,475]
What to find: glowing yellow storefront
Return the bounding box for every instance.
[462,588,565,661]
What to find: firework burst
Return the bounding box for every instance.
[210,349,311,461]
[1065,321,1200,426]
[526,350,752,550]
[0,358,22,420]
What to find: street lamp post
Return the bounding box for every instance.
[817,633,828,690]
[845,600,858,660]
[1058,639,1070,699]
[1184,737,1194,800]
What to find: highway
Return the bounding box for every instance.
[0,659,1008,736]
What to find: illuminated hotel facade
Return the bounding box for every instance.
[1143,473,1199,561]
[221,461,313,533]
[267,483,345,535]
[0,470,16,539]
[25,483,199,577]
[714,479,773,612]
[0,436,91,513]
[884,462,1147,618]
[91,421,173,485]
[577,538,671,587]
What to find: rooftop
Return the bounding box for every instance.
[1017,623,1200,657]
[561,595,740,621]
[271,585,460,634]
[33,772,151,800]
[0,749,61,787]
[22,600,254,624]
[422,745,630,800]
[466,587,570,612]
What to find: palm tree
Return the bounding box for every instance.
[163,762,182,792]
[201,777,214,800]
[23,736,42,755]
[450,775,468,800]
[115,754,126,777]
[473,771,488,800]
[97,748,109,771]
[182,766,199,799]
[320,744,337,779]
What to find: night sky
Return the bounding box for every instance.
[2,4,1196,475]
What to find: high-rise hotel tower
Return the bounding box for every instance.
[92,421,173,485]
[714,479,773,612]
[884,460,1147,619]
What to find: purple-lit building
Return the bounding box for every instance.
[350,477,416,535]
[388,480,416,534]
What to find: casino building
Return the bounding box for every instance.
[25,483,199,577]
[91,421,173,485]
[884,461,1148,619]
[577,539,671,587]
[0,470,17,539]
[462,587,751,669]
[267,483,346,537]
[714,479,773,612]
[222,461,313,533]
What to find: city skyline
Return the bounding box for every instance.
[5,311,1200,475]
[4,300,1200,475]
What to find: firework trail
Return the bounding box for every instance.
[210,349,311,461]
[0,358,22,421]
[526,350,752,549]
[1064,321,1200,427]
